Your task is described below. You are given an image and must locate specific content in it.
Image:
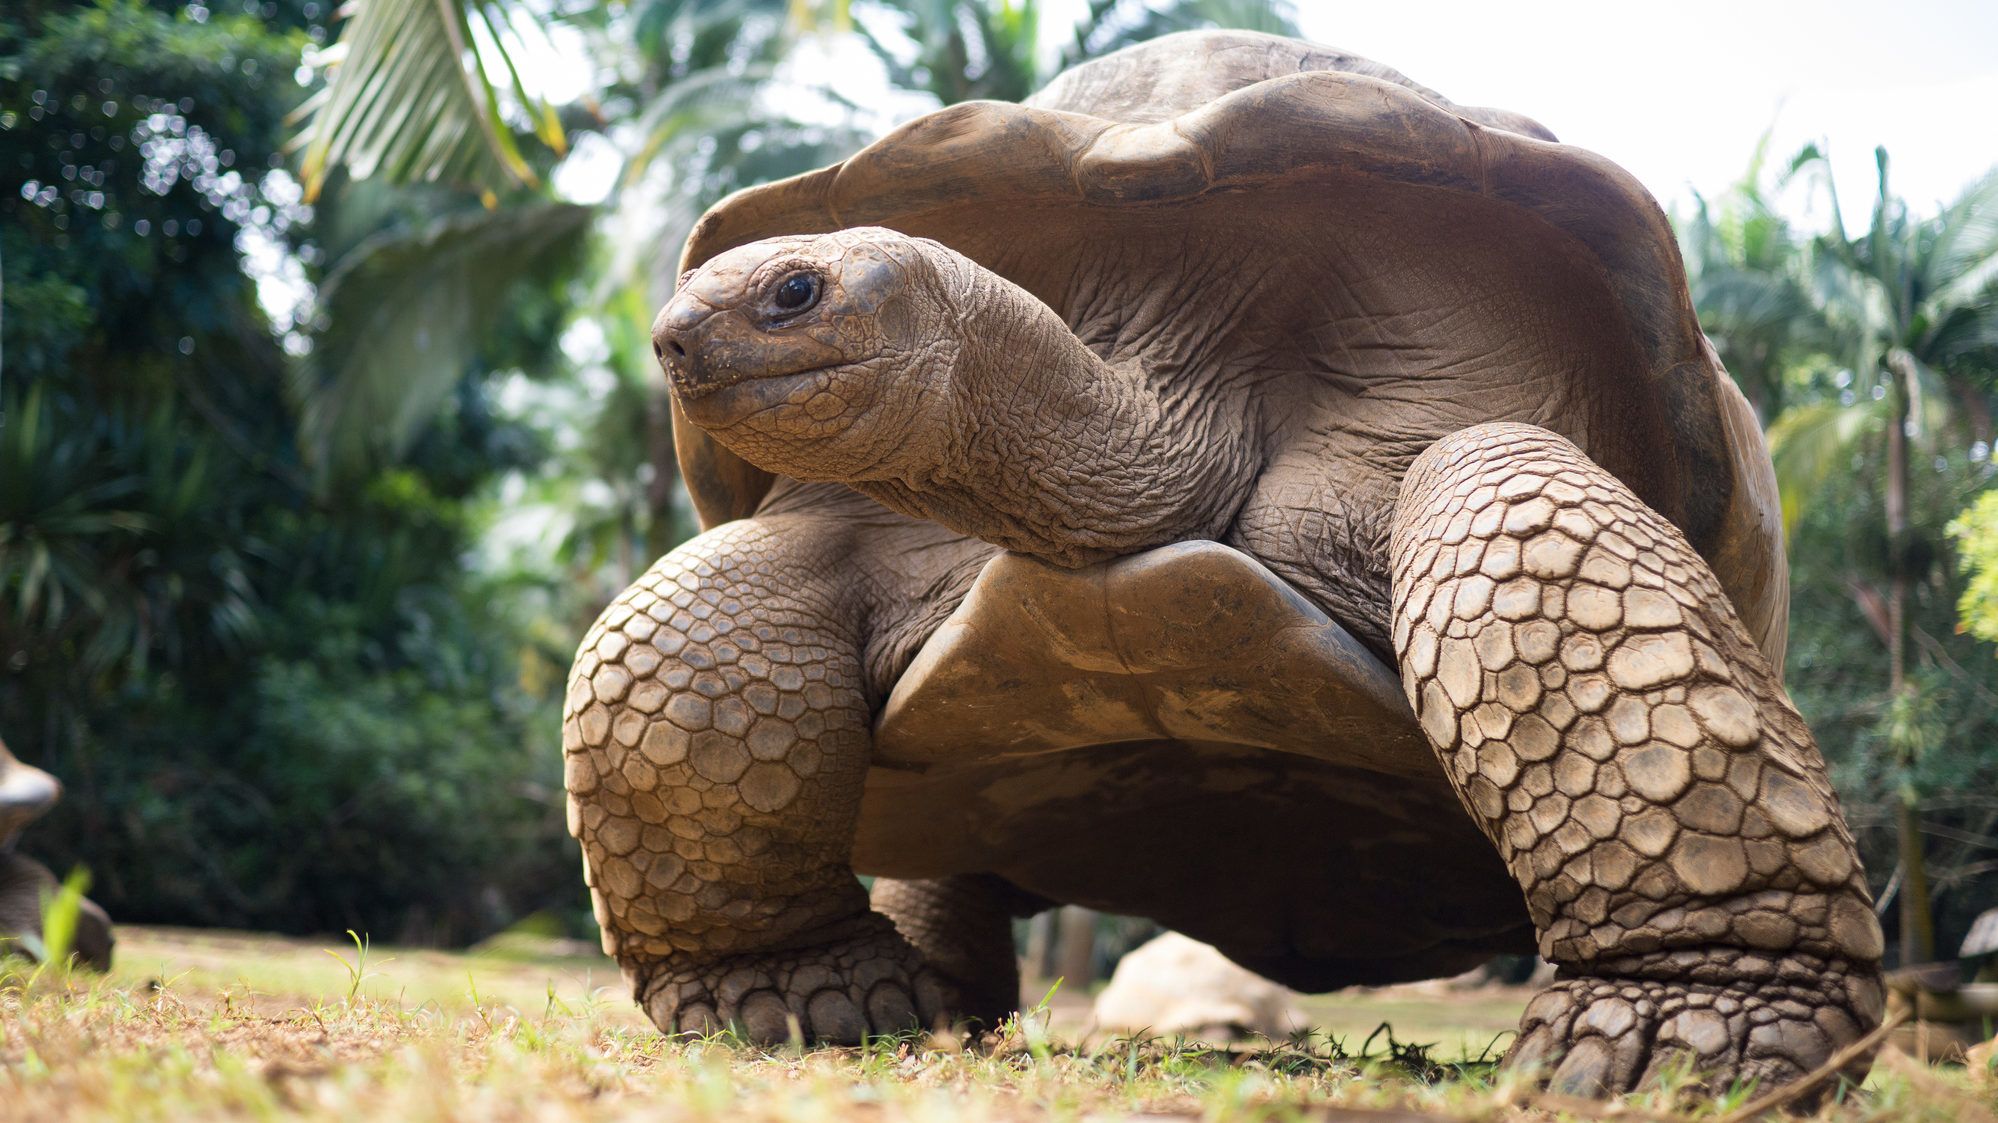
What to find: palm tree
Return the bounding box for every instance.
[857,0,1296,105]
[1677,137,1830,424]
[1772,149,1998,964]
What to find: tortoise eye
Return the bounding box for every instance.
[771,272,820,314]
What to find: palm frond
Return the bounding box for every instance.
[296,201,595,475]
[295,0,562,200]
[1767,397,1886,540]
[1919,166,1998,324]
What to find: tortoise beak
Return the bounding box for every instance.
[0,748,59,848]
[652,289,730,397]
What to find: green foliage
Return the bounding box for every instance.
[855,0,1298,105]
[36,866,91,968]
[1779,446,1998,952]
[1708,142,1998,960]
[294,0,566,198]
[1676,133,1830,421]
[298,199,593,474]
[0,1,581,943]
[1950,489,1998,647]
[1785,449,1996,787]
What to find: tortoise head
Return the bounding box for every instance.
[0,737,59,850]
[652,227,971,483]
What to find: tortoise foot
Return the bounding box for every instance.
[636,913,954,1044]
[1506,951,1884,1100]
[872,876,1028,1032]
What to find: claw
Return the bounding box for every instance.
[807,990,867,1042]
[864,981,919,1035]
[739,991,792,1042]
[1548,1035,1619,1097]
[633,917,954,1046]
[1505,1023,1563,1075]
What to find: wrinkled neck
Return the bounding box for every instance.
[856,267,1254,567]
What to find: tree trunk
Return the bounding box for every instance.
[1952,379,1996,453]
[1023,910,1055,981]
[1884,352,1936,964]
[1055,906,1097,987]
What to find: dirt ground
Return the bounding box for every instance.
[0,926,1991,1122]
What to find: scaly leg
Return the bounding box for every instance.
[565,515,950,1042]
[1388,423,1884,1097]
[872,875,1038,1031]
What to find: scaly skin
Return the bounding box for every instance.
[564,512,955,1041]
[1388,423,1883,1096]
[871,875,1029,1033]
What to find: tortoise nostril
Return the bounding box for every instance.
[652,335,688,368]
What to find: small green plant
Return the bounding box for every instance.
[18,866,93,972]
[1013,977,1064,1063]
[323,930,392,1004]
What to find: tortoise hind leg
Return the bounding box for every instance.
[1387,423,1884,1098]
[565,515,951,1043]
[873,874,1040,1031]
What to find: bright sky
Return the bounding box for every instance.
[539,1,1998,227]
[1276,0,1998,226]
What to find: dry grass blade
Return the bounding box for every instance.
[1867,1045,1998,1123]
[1527,1090,1690,1122]
[1710,1009,1908,1123]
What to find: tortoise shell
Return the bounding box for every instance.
[674,30,1784,661]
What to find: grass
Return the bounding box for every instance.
[0,927,1992,1122]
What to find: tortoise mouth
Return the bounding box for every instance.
[672,361,844,426]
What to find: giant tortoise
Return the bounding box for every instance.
[564,30,1884,1096]
[0,736,114,970]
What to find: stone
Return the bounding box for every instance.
[1093,933,1306,1041]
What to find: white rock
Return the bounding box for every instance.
[1090,932,1305,1041]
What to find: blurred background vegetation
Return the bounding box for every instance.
[2,0,1995,969]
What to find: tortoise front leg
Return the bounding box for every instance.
[564,516,950,1042]
[1387,423,1884,1098]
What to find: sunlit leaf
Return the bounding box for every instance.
[295,0,556,200]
